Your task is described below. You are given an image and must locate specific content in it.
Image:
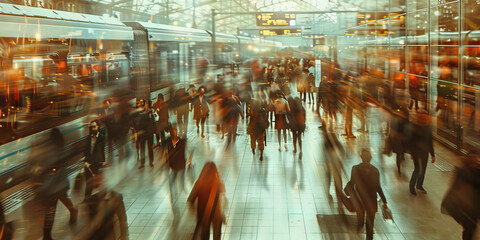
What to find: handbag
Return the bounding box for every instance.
[341,182,357,213]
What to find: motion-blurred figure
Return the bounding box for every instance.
[164,125,187,217]
[134,100,156,169]
[34,128,77,240]
[193,86,209,138]
[222,91,243,148]
[247,99,269,161]
[306,71,316,104]
[384,107,410,174]
[322,129,346,213]
[347,149,388,240]
[188,162,226,240]
[288,97,305,158]
[274,93,290,151]
[441,152,480,240]
[153,94,169,146]
[84,120,105,198]
[409,111,435,195]
[83,170,128,240]
[196,52,209,79]
[99,99,114,165]
[174,88,190,136]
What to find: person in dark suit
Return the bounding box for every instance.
[84,120,106,198]
[409,111,435,195]
[135,100,156,169]
[349,149,388,240]
[192,86,209,138]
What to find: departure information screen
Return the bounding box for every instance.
[259,29,302,36]
[256,12,296,26]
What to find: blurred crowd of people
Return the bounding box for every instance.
[0,56,479,240]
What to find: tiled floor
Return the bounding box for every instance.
[7,102,478,240]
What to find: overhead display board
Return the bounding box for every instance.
[259,29,302,36]
[256,12,296,26]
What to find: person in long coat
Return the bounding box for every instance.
[188,162,226,240]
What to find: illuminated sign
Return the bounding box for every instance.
[256,12,296,26]
[304,34,324,39]
[313,38,325,46]
[259,29,302,36]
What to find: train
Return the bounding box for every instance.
[0,2,282,145]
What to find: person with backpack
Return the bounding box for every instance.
[247,99,269,161]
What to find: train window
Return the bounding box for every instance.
[105,53,130,88]
[0,54,96,142]
[152,42,179,90]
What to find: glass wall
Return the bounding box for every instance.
[335,0,480,151]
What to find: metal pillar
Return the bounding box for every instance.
[211,9,217,66]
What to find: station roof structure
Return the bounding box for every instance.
[3,0,367,35]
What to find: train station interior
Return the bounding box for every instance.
[0,0,480,239]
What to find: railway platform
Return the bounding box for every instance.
[2,103,475,240]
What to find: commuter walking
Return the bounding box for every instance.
[83,170,128,240]
[35,128,78,240]
[133,100,156,169]
[409,111,435,195]
[84,120,106,198]
[164,126,187,217]
[193,86,209,138]
[153,93,169,146]
[223,92,243,148]
[288,97,305,158]
[347,149,388,240]
[306,71,316,104]
[100,99,114,165]
[273,93,290,151]
[188,162,227,240]
[297,69,307,101]
[174,88,190,137]
[441,152,480,240]
[384,107,410,174]
[247,99,269,161]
